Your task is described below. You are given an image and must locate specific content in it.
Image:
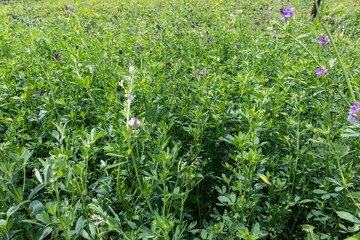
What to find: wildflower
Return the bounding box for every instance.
[24,21,29,25]
[119,50,123,54]
[54,54,61,60]
[135,44,142,49]
[281,7,295,21]
[153,35,159,40]
[68,6,74,11]
[191,24,195,28]
[349,102,360,123]
[67,6,74,16]
[179,59,183,65]
[95,220,100,226]
[315,67,328,77]
[206,39,210,43]
[28,6,33,11]
[129,59,134,65]
[125,93,136,102]
[193,71,198,75]
[37,90,43,95]
[128,117,141,133]
[317,34,330,50]
[177,34,181,38]
[193,156,203,163]
[89,66,94,74]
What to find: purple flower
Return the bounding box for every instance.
[177,26,181,30]
[179,59,183,65]
[128,117,141,133]
[193,156,203,163]
[317,34,330,50]
[315,67,328,77]
[54,54,61,60]
[67,5,74,16]
[206,39,210,43]
[24,21,29,25]
[125,93,136,102]
[135,44,142,49]
[349,102,360,123]
[193,71,198,75]
[95,220,100,226]
[28,6,33,11]
[281,7,295,21]
[177,34,181,38]
[191,24,195,28]
[153,35,159,40]
[37,90,43,95]
[261,20,265,24]
[129,59,134,65]
[119,50,123,54]
[254,22,258,26]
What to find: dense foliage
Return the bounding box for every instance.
[0,0,360,239]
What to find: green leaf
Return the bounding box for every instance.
[329,5,344,16]
[36,211,51,224]
[35,226,53,240]
[296,32,314,40]
[7,201,28,218]
[337,211,360,224]
[218,196,230,203]
[302,224,315,232]
[81,229,91,239]
[34,168,43,184]
[348,192,360,201]
[46,202,57,216]
[28,184,45,200]
[30,200,44,218]
[345,231,360,240]
[105,162,126,169]
[75,216,85,234]
[0,219,6,229]
[128,221,137,229]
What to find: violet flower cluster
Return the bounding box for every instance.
[193,156,203,163]
[128,117,141,133]
[281,7,295,21]
[193,69,208,75]
[67,6,74,16]
[317,34,330,50]
[349,102,360,123]
[125,93,136,103]
[315,67,328,77]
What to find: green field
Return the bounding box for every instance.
[1,0,360,239]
